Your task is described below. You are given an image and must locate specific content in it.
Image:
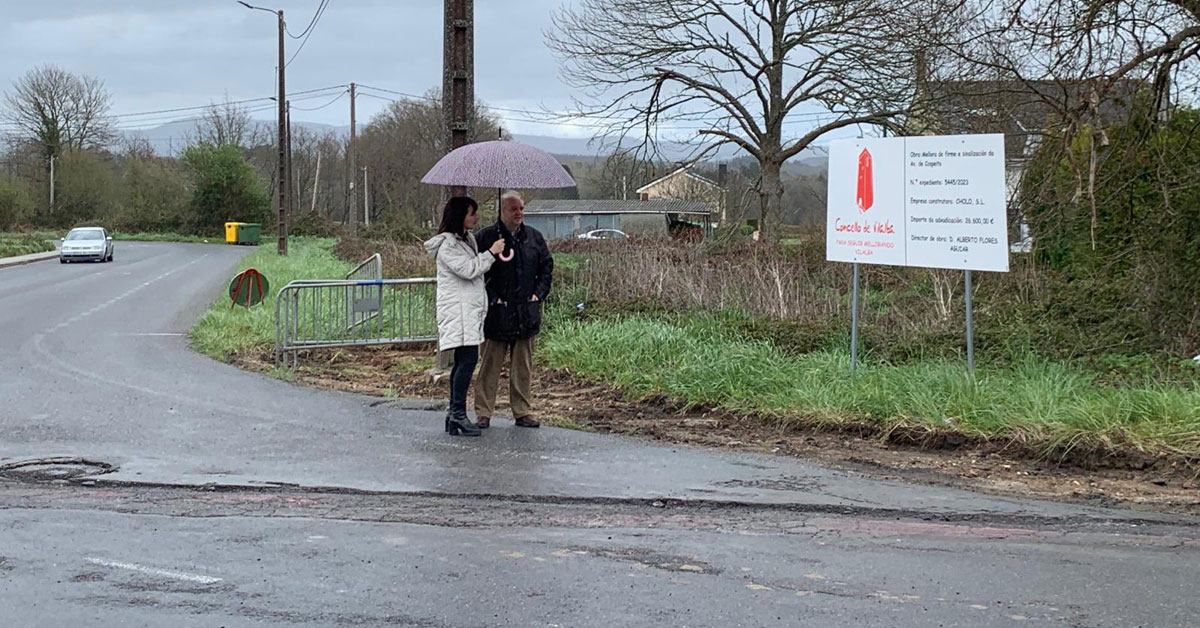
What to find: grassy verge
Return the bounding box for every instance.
[113,232,217,243]
[0,232,57,257]
[189,237,353,360]
[539,311,1200,458]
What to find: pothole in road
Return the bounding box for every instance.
[0,457,114,482]
[569,546,722,575]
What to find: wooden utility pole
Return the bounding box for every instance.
[276,9,288,255]
[348,82,358,234]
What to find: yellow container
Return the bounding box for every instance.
[224,222,243,244]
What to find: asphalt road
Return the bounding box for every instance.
[1,241,1198,627]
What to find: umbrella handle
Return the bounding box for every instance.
[498,249,514,262]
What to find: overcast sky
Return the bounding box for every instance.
[0,0,592,138]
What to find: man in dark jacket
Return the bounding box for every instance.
[472,191,554,428]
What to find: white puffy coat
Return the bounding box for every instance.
[424,232,496,351]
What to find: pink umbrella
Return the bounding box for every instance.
[421,140,576,188]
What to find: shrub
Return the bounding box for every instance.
[181,143,271,235]
[1023,104,1200,355]
[0,176,35,231]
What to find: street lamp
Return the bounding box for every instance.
[238,1,289,256]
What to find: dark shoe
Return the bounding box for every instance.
[475,416,491,429]
[446,413,481,437]
[444,411,452,433]
[514,416,540,428]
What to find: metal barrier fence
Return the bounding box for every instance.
[345,253,382,330]
[274,278,438,367]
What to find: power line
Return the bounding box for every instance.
[286,0,331,66]
[107,84,347,121]
[107,87,349,130]
[114,105,279,131]
[288,89,347,111]
[286,0,330,39]
[354,83,835,130]
[110,96,271,119]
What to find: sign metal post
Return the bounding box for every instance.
[850,263,860,372]
[825,133,1007,375]
[964,269,975,376]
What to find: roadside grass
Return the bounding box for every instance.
[189,237,352,361]
[539,312,1200,458]
[187,233,1200,461]
[0,232,57,257]
[113,232,217,243]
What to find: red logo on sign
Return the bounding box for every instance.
[856,148,873,212]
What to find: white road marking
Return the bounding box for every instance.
[85,557,223,585]
[46,255,206,331]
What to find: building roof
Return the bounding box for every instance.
[635,166,722,194]
[524,199,714,216]
[917,79,1147,160]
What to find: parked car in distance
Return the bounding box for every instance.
[60,227,114,263]
[577,229,628,240]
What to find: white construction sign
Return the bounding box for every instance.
[826,134,1009,272]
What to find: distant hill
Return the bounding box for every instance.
[122,121,826,174]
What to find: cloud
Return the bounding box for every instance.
[1,0,580,134]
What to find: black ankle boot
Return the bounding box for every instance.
[446,410,481,437]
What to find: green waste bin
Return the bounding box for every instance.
[236,223,261,245]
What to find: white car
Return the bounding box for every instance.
[577,229,627,240]
[59,227,114,263]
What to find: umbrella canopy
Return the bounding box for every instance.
[420,140,576,189]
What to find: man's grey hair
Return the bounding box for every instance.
[500,191,524,209]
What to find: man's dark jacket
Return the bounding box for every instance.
[475,220,554,342]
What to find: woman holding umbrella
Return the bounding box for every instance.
[424,196,506,436]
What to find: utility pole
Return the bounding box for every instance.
[443,0,473,199]
[285,99,294,236]
[434,0,474,376]
[237,2,287,252]
[48,155,55,211]
[348,82,358,234]
[276,10,287,254]
[310,152,321,214]
[362,167,370,227]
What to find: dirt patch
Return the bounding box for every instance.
[236,346,1200,515]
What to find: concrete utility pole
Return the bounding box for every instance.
[285,100,293,236]
[433,0,475,377]
[362,167,370,227]
[275,10,287,254]
[310,152,321,214]
[443,0,473,200]
[237,2,287,253]
[348,82,358,234]
[48,156,55,211]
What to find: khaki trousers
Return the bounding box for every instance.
[473,337,535,418]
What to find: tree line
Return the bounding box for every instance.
[1,64,830,237]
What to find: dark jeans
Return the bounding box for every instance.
[449,344,479,416]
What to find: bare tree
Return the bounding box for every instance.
[2,65,115,159]
[583,150,659,200]
[943,1,1200,110]
[923,1,1200,245]
[193,98,267,148]
[547,0,959,241]
[358,89,502,226]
